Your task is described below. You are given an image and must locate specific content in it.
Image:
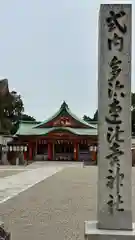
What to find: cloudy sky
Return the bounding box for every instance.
[0,1,134,121]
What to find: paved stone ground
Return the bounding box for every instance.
[0,163,65,204]
[0,169,26,178]
[0,166,28,170]
[0,166,134,240]
[0,163,41,178]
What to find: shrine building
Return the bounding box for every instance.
[14,101,98,162]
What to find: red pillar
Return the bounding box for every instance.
[23,152,27,161]
[91,146,97,161]
[74,142,78,161]
[92,151,96,161]
[29,143,33,161]
[48,142,52,160]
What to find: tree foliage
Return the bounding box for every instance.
[0,90,24,134]
[83,115,92,123]
[20,113,36,122]
[83,110,98,123]
[0,90,36,134]
[7,91,24,122]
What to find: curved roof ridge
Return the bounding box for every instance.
[34,106,62,128]
[66,107,97,129]
[34,101,97,129]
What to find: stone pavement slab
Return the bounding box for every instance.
[0,164,65,203]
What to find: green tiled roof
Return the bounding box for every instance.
[16,102,97,137]
[16,122,97,136]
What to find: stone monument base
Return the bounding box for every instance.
[0,221,11,239]
[85,221,135,240]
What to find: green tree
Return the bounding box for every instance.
[83,111,98,123]
[7,91,24,122]
[9,92,36,134]
[1,91,24,134]
[20,113,36,122]
[0,83,36,134]
[83,115,92,123]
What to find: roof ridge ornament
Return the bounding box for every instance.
[60,101,69,109]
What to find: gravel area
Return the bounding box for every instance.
[0,170,24,178]
[0,166,134,240]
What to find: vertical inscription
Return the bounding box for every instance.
[97,4,132,230]
[105,10,127,214]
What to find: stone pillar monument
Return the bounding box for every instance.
[85,4,135,239]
